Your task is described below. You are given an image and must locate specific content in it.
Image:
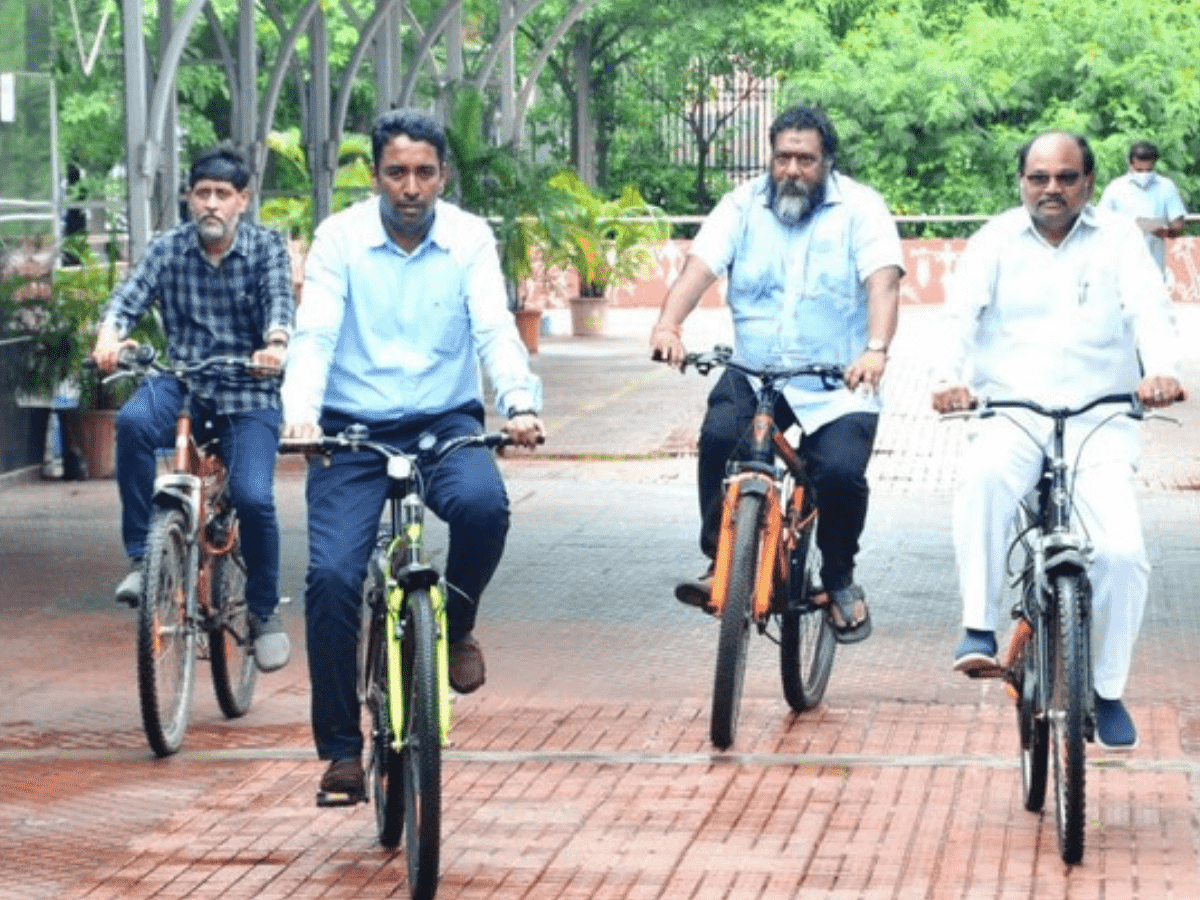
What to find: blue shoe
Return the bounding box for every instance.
[953,628,997,675]
[1094,694,1138,750]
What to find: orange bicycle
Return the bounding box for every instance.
[683,346,845,749]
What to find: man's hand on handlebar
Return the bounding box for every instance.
[931,384,975,415]
[845,350,886,394]
[91,324,138,375]
[1137,375,1186,409]
[250,345,286,379]
[281,422,324,443]
[649,322,687,371]
[503,413,545,450]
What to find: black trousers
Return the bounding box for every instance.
[696,370,878,592]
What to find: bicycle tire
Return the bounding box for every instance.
[1017,622,1048,812]
[400,589,441,899]
[363,583,405,848]
[780,506,836,712]
[137,507,197,757]
[1050,573,1088,864]
[711,491,763,750]
[209,543,256,718]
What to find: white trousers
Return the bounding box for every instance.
[953,413,1147,699]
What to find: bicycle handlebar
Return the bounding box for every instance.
[975,393,1143,421]
[86,347,282,381]
[277,427,519,466]
[682,345,845,389]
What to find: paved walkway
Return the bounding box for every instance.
[1,304,1198,899]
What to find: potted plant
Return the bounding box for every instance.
[543,170,669,337]
[27,239,163,478]
[445,87,570,353]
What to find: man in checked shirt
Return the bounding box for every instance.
[91,146,296,673]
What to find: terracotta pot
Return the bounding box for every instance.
[58,409,118,479]
[514,307,542,354]
[569,295,608,337]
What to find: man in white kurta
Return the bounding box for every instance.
[932,131,1183,750]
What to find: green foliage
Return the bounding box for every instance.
[444,86,573,306]
[543,170,669,298]
[258,128,373,240]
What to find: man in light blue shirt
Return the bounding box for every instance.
[651,105,903,644]
[282,109,544,804]
[1097,139,1187,275]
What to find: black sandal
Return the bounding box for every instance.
[827,584,872,644]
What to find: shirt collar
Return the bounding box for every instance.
[1019,202,1099,248]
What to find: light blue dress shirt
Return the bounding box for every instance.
[283,197,541,426]
[1097,171,1188,273]
[689,171,903,432]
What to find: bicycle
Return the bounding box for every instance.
[681,345,845,749]
[98,348,276,757]
[280,425,517,900]
[947,393,1173,864]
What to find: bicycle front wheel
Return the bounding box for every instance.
[137,507,197,757]
[362,579,404,847]
[400,589,442,899]
[780,506,836,712]
[1050,573,1088,864]
[711,492,764,750]
[209,542,256,718]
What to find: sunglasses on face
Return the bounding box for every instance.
[1023,170,1083,188]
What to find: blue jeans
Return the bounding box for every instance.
[697,370,878,591]
[115,374,282,620]
[304,404,510,760]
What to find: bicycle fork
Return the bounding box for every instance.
[710,474,783,621]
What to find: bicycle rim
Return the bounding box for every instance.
[1050,574,1088,864]
[401,590,441,899]
[209,543,256,718]
[136,507,197,757]
[364,585,404,848]
[711,492,763,750]
[780,510,836,712]
[1017,623,1048,812]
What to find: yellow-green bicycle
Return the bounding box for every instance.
[283,426,514,900]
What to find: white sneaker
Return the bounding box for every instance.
[250,612,291,673]
[115,564,142,607]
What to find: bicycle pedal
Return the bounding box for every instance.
[315,789,367,808]
[963,663,1006,679]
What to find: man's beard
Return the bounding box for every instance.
[379,195,435,236]
[198,214,235,245]
[770,178,825,226]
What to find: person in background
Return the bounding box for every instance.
[92,145,295,674]
[1097,139,1187,276]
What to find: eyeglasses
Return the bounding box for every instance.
[1023,170,1083,188]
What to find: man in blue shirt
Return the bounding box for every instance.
[1097,140,1188,276]
[650,105,903,644]
[281,109,544,804]
[93,146,295,673]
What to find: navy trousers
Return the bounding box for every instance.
[115,374,282,620]
[304,404,510,761]
[696,370,878,592]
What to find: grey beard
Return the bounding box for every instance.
[379,195,435,236]
[770,180,825,226]
[197,215,234,245]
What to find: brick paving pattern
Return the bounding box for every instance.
[1,304,1198,899]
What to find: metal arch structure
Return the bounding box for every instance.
[119,0,603,260]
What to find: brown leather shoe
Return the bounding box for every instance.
[315,757,365,807]
[449,633,486,694]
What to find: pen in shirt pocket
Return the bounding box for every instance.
[1076,278,1089,304]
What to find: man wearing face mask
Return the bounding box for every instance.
[1097,140,1187,276]
[92,146,295,673]
[281,109,544,803]
[650,104,903,644]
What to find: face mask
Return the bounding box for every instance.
[1130,171,1155,189]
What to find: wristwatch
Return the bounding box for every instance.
[865,338,888,354]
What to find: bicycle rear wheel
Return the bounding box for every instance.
[1050,573,1088,864]
[209,541,256,718]
[400,589,442,900]
[780,506,836,711]
[711,492,763,750]
[1017,621,1048,812]
[137,507,197,757]
[363,582,405,847]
